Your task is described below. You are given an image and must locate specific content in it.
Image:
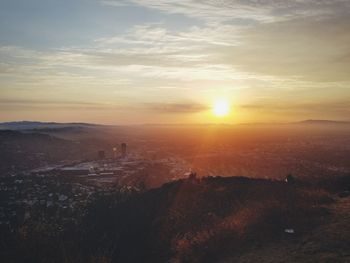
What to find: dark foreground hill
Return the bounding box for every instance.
[3,175,349,263]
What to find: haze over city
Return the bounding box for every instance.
[1,0,349,124]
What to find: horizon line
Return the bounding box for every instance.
[1,119,350,127]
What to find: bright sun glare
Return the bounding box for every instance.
[213,99,230,117]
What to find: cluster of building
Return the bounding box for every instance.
[0,141,195,230]
[98,142,127,160]
[183,139,350,179]
[0,174,101,228]
[28,140,190,188]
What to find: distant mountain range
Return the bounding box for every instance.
[296,119,350,125]
[0,121,101,130]
[0,120,349,130]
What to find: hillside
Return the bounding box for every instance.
[220,194,350,263]
[297,120,350,125]
[5,175,349,263]
[0,130,109,174]
[0,121,100,130]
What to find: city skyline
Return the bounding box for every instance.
[1,0,350,124]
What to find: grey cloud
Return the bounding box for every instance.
[0,99,114,111]
[0,99,209,114]
[144,102,209,113]
[241,100,350,112]
[86,51,207,68]
[101,0,272,22]
[102,0,350,22]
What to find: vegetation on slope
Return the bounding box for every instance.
[2,175,341,263]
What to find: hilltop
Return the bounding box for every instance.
[1,120,350,131]
[0,130,110,174]
[5,175,349,263]
[296,119,350,125]
[0,121,101,130]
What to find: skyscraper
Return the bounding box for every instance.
[98,150,105,160]
[121,143,127,158]
[113,147,117,159]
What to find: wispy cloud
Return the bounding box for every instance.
[101,0,350,23]
[144,102,209,113]
[219,14,350,81]
[0,98,118,111]
[0,98,209,115]
[241,100,350,111]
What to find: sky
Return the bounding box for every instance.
[0,0,349,124]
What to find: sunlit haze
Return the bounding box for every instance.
[0,0,350,124]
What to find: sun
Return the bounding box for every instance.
[213,99,230,117]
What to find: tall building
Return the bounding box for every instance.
[98,150,105,160]
[113,147,117,159]
[121,143,127,158]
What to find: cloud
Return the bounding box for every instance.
[95,1,350,82]
[0,36,250,83]
[101,0,350,23]
[0,98,115,111]
[219,14,350,81]
[101,0,273,22]
[0,98,209,115]
[144,102,209,113]
[241,100,350,110]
